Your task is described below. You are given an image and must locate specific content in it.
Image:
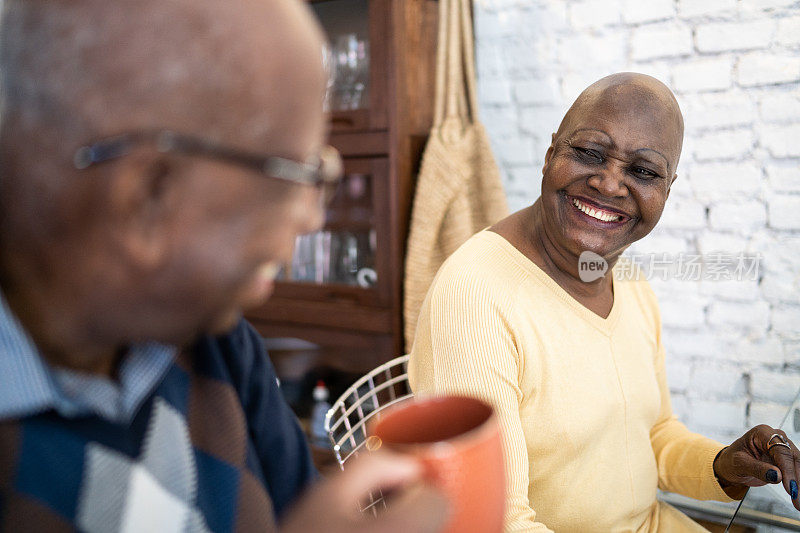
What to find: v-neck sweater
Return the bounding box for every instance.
[409,230,733,532]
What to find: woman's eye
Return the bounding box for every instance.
[631,166,658,179]
[575,147,603,163]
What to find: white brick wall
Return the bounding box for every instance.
[631,22,693,60]
[768,195,800,229]
[739,52,800,86]
[475,0,800,442]
[694,20,775,53]
[673,57,734,92]
[708,200,766,231]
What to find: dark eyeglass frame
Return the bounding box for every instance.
[73,130,343,202]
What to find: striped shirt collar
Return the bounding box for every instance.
[0,291,176,423]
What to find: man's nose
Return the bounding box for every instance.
[587,163,629,198]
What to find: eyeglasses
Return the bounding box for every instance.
[73,130,344,203]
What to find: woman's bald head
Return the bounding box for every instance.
[556,73,684,174]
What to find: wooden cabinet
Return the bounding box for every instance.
[246,0,438,376]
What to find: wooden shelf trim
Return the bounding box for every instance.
[248,296,393,333]
[330,130,389,157]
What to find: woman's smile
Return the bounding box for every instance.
[567,194,631,223]
[563,192,634,235]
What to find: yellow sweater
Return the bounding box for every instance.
[409,230,734,532]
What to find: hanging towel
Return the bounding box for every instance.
[403,0,508,348]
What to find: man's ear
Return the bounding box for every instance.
[107,154,175,270]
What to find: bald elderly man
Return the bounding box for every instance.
[0,0,445,532]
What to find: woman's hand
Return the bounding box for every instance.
[713,425,800,510]
[280,451,449,533]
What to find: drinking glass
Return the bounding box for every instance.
[332,34,369,110]
[321,42,337,113]
[291,233,316,282]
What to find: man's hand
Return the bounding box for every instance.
[280,451,450,533]
[713,425,800,510]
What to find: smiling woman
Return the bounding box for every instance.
[408,73,800,532]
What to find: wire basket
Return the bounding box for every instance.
[324,355,413,515]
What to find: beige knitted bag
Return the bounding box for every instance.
[403,0,509,348]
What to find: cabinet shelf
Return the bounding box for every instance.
[247,0,438,376]
[325,206,373,228]
[329,130,388,157]
[271,281,378,304]
[250,293,392,333]
[330,109,372,132]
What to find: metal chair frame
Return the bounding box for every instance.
[324,355,413,515]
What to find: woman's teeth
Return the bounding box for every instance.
[572,198,622,222]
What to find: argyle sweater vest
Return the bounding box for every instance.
[0,320,317,532]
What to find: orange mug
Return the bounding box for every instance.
[370,395,505,533]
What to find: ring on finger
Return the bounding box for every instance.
[768,433,791,451]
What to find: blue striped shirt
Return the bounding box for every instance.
[0,292,176,423]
